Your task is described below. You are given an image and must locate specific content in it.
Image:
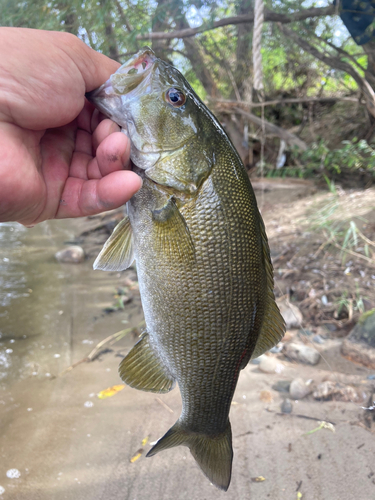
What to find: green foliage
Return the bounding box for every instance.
[1,0,374,181]
[297,138,375,177]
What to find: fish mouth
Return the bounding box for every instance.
[85,47,156,118]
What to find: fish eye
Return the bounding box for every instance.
[165,88,186,107]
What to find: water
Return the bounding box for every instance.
[0,218,144,500]
[0,220,76,384]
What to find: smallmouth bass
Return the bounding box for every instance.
[87,47,285,491]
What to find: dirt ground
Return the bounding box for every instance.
[0,179,375,500]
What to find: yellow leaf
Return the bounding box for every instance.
[98,384,125,399]
[130,449,144,463]
[130,453,142,463]
[297,492,303,499]
[251,476,266,482]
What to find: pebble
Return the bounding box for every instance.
[270,343,283,354]
[312,334,325,344]
[6,469,20,479]
[276,299,303,329]
[55,246,85,264]
[280,398,293,414]
[289,378,312,400]
[272,380,291,393]
[283,342,320,365]
[0,486,4,495]
[259,356,285,374]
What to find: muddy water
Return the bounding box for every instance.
[0,220,74,384]
[0,219,144,499]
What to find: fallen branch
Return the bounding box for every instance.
[268,409,336,426]
[229,106,307,150]
[58,320,145,377]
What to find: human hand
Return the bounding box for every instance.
[0,28,142,226]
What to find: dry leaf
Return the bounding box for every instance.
[260,390,273,403]
[130,449,144,463]
[98,384,125,399]
[251,476,266,482]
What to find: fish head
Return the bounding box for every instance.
[87,47,215,194]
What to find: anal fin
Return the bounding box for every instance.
[119,331,175,393]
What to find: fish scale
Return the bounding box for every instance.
[87,46,285,491]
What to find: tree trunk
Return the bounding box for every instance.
[234,0,253,98]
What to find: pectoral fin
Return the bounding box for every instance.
[152,198,195,264]
[250,219,285,360]
[93,216,134,271]
[119,331,175,393]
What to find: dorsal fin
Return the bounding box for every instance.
[251,218,285,360]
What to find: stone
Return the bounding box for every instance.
[312,334,325,344]
[283,342,320,365]
[280,398,293,414]
[313,381,366,403]
[55,246,85,264]
[276,298,303,329]
[341,309,375,369]
[258,356,285,374]
[272,380,291,393]
[289,378,312,400]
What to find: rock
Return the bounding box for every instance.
[270,343,283,353]
[313,381,366,403]
[272,380,291,393]
[280,398,293,414]
[289,378,312,400]
[258,356,285,374]
[312,334,325,344]
[283,342,320,365]
[250,354,263,365]
[276,299,303,329]
[341,309,375,369]
[55,245,85,264]
[325,323,337,332]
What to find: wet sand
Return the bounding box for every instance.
[0,211,374,499]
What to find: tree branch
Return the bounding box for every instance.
[277,23,375,119]
[224,107,308,150]
[212,96,360,108]
[136,5,336,40]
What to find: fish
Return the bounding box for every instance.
[86,47,285,491]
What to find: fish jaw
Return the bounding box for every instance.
[85,79,122,120]
[85,47,156,128]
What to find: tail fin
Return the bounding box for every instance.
[146,421,233,491]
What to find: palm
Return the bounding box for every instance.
[0,28,141,226]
